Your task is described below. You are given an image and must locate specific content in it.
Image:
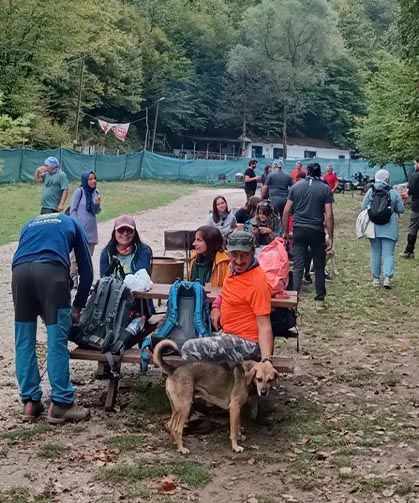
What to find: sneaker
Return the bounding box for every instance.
[383,277,392,290]
[315,300,326,311]
[400,251,414,259]
[303,275,312,285]
[22,400,45,422]
[47,402,90,425]
[325,272,333,282]
[372,277,381,287]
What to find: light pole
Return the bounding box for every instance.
[151,96,165,153]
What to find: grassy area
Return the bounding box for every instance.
[0,179,196,244]
[1,424,50,446]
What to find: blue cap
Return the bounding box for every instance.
[44,156,60,169]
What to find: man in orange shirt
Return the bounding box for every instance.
[181,231,274,363]
[290,161,307,184]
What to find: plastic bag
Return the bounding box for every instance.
[258,237,290,296]
[124,269,153,292]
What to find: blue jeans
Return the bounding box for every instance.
[369,237,396,278]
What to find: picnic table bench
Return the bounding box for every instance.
[70,283,299,410]
[70,347,295,411]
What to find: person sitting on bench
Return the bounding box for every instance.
[181,231,274,364]
[188,225,230,287]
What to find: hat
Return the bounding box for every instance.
[375,169,390,184]
[114,215,136,231]
[44,156,60,169]
[226,231,255,253]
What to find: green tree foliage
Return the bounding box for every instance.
[354,53,419,164]
[0,93,32,148]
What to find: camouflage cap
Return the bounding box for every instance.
[226,231,255,253]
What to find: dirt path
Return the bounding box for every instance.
[1,188,418,503]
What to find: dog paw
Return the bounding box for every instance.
[178,447,190,455]
[232,445,244,453]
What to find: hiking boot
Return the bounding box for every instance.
[383,276,392,290]
[315,300,326,311]
[22,400,45,422]
[400,251,414,259]
[372,277,381,287]
[47,402,90,425]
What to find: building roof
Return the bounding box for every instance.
[250,136,346,149]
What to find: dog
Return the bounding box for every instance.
[153,340,278,454]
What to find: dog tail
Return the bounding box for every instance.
[153,339,179,374]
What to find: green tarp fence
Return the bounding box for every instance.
[0,148,413,185]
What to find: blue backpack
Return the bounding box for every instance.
[140,280,212,373]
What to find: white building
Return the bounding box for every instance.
[247,136,350,160]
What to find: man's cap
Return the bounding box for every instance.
[44,156,60,169]
[226,231,255,253]
[114,215,136,231]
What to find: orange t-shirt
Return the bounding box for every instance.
[220,266,272,342]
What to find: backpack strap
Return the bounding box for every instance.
[102,279,130,356]
[86,277,114,335]
[191,281,211,337]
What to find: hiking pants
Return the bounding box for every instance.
[181,334,261,363]
[292,227,326,300]
[12,262,74,405]
[369,237,396,279]
[405,210,419,254]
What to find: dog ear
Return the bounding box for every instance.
[245,366,257,386]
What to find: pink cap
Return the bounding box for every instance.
[114,215,136,231]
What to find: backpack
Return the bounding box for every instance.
[69,276,144,374]
[367,186,392,225]
[140,280,212,373]
[258,237,290,296]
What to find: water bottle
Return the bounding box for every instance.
[124,316,146,336]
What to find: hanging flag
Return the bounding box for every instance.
[97,119,130,141]
[98,119,112,135]
[111,123,130,142]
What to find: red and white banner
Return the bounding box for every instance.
[97,119,130,141]
[111,123,130,141]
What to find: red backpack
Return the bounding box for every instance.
[258,237,290,296]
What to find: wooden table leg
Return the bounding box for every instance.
[105,363,121,411]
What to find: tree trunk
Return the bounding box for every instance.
[282,104,288,160]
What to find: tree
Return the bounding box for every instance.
[354,52,419,166]
[0,93,32,148]
[233,0,339,157]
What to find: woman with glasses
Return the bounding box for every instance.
[248,201,281,247]
[99,215,154,316]
[206,196,237,237]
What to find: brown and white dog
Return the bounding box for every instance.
[153,340,278,454]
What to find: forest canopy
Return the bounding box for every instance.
[1,0,415,165]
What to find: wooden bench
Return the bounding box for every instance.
[70,347,295,411]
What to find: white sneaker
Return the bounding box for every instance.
[383,277,392,289]
[372,277,380,287]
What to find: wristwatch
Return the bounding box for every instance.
[261,356,272,363]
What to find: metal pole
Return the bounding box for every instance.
[144,107,149,150]
[151,97,165,152]
[74,57,85,147]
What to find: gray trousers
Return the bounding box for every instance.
[405,210,419,253]
[181,334,261,363]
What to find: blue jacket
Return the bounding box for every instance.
[362,182,405,241]
[12,213,93,308]
[99,242,154,316]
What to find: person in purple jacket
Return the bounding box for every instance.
[69,170,101,287]
[12,213,93,424]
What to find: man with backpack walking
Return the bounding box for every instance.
[400,157,419,259]
[12,213,93,423]
[181,231,274,364]
[282,162,334,310]
[361,169,404,289]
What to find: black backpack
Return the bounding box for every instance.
[368,186,392,225]
[69,276,145,373]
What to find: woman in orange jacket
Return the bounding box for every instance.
[188,225,230,287]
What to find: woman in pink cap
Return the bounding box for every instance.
[99,215,154,317]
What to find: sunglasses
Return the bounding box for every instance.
[116,227,134,235]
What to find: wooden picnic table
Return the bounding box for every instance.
[132,283,298,309]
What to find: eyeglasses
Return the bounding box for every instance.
[116,227,134,235]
